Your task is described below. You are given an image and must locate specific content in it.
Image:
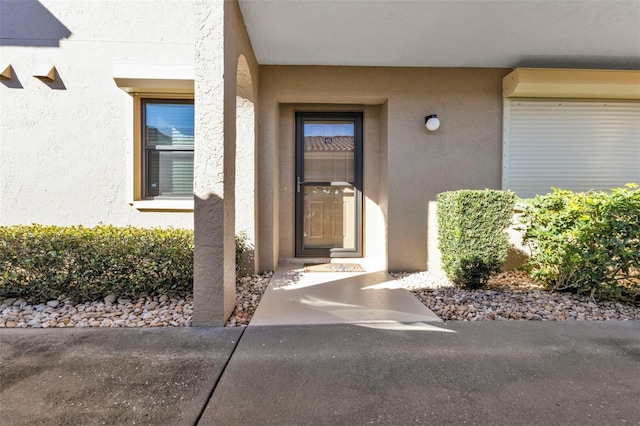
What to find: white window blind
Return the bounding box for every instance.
[144,101,194,198]
[503,99,640,199]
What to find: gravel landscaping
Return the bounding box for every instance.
[226,271,272,326]
[393,270,640,321]
[2,270,638,327]
[0,272,272,329]
[0,294,194,329]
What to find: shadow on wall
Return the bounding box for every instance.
[238,249,255,277]
[193,193,237,326]
[0,0,71,47]
[503,245,530,271]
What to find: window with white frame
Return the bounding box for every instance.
[141,99,194,199]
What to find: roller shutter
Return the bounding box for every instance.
[503,99,640,198]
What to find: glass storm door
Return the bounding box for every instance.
[295,112,363,257]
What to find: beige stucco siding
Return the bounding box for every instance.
[258,66,509,271]
[0,1,195,228]
[192,0,259,325]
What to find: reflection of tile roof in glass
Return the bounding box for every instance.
[171,127,194,145]
[147,127,194,146]
[304,136,354,151]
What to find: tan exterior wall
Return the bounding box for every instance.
[0,1,196,228]
[258,66,510,271]
[192,0,259,325]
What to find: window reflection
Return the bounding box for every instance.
[303,122,355,183]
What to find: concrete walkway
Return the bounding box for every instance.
[0,328,243,426]
[250,261,441,326]
[2,322,639,425]
[2,271,638,426]
[200,321,640,425]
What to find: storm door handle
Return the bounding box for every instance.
[296,176,306,193]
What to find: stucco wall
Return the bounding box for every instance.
[193,0,259,325]
[0,1,195,228]
[258,66,510,271]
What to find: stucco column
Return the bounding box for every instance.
[193,0,236,326]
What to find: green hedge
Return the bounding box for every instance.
[437,189,516,289]
[1,225,194,302]
[520,184,640,299]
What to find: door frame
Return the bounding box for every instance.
[295,111,364,258]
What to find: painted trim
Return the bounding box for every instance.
[140,98,194,199]
[127,93,195,208]
[113,64,194,94]
[503,68,640,100]
[131,200,194,211]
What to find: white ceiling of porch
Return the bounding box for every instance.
[238,0,640,69]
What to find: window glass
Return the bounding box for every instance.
[303,121,355,183]
[143,100,194,198]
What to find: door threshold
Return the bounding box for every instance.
[279,257,386,272]
[280,257,333,265]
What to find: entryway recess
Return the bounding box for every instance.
[295,112,363,257]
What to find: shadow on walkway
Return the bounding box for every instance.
[250,264,442,327]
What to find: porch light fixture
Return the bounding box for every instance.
[425,114,440,131]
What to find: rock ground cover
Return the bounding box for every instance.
[0,294,193,329]
[393,270,640,321]
[226,272,272,326]
[2,270,638,327]
[0,272,272,329]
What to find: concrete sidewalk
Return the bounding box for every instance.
[0,328,243,426]
[2,322,639,425]
[200,321,640,425]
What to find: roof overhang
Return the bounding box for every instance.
[238,0,640,69]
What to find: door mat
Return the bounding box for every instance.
[304,263,366,273]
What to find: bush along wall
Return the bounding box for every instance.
[1,225,194,303]
[520,184,640,300]
[437,189,517,289]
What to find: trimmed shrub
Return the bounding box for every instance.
[437,189,516,289]
[1,225,194,302]
[520,184,640,300]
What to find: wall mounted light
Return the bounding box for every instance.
[425,114,440,131]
